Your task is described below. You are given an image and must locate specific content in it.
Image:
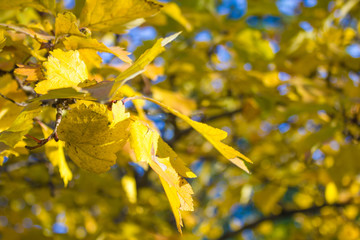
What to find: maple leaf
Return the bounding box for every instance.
[57,101,131,173]
[34,49,88,94]
[55,12,85,37]
[79,0,163,33]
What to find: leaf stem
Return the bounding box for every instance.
[25,106,63,150]
[0,93,27,106]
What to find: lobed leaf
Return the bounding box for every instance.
[55,12,85,37]
[129,119,195,232]
[135,97,251,173]
[57,101,131,173]
[79,0,163,33]
[34,49,89,94]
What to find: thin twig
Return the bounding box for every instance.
[25,106,63,150]
[0,93,27,106]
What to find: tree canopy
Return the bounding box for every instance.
[0,0,360,239]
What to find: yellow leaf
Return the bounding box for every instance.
[143,64,164,80]
[136,97,251,172]
[78,49,102,70]
[109,32,181,98]
[0,23,54,41]
[57,101,130,173]
[0,29,6,50]
[325,182,338,204]
[159,176,183,233]
[150,157,194,209]
[55,12,84,37]
[129,120,159,163]
[121,175,137,203]
[14,64,44,82]
[63,36,132,64]
[157,138,196,178]
[41,124,72,187]
[117,85,146,119]
[35,49,88,94]
[129,119,195,232]
[152,86,196,116]
[0,0,55,13]
[0,102,41,158]
[162,3,192,31]
[111,100,130,126]
[79,0,163,33]
[159,175,194,233]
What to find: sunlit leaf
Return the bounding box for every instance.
[57,101,130,173]
[134,97,251,172]
[34,49,88,94]
[55,12,84,37]
[79,0,163,33]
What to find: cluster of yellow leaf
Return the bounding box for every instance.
[0,0,252,233]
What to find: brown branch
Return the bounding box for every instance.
[25,106,63,150]
[217,201,353,240]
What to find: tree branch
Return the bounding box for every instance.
[25,106,63,150]
[0,93,27,106]
[217,201,353,240]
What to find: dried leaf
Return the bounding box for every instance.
[14,64,44,82]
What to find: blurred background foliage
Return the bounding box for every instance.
[1,0,360,239]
